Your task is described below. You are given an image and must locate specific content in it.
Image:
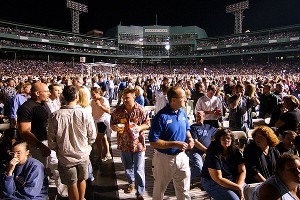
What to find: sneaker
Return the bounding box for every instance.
[125,183,135,193]
[106,154,112,160]
[102,154,112,162]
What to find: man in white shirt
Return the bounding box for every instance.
[45,83,69,197]
[48,86,97,200]
[46,83,62,113]
[195,85,222,128]
[155,84,169,114]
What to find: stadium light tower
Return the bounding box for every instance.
[66,0,88,33]
[226,0,249,34]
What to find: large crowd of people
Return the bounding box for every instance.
[1,35,299,57]
[0,59,299,78]
[0,40,118,56]
[2,23,299,51]
[197,30,300,47]
[1,23,299,58]
[198,43,300,56]
[0,16,300,200]
[0,58,299,200]
[0,26,117,47]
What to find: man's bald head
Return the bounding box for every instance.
[31,83,49,102]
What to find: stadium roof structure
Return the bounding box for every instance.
[197,23,300,41]
[105,25,208,39]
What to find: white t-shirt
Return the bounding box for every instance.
[195,95,222,120]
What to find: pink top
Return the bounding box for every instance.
[91,97,110,121]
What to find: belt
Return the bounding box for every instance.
[155,149,182,156]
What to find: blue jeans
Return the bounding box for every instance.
[108,89,114,106]
[189,151,204,180]
[120,151,145,196]
[201,178,240,200]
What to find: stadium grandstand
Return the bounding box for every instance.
[0,16,300,200]
[0,19,298,67]
[0,19,299,79]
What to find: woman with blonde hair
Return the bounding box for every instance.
[244,83,260,126]
[244,83,256,98]
[77,86,92,112]
[244,125,280,183]
[90,87,112,162]
[134,85,144,107]
[77,86,95,183]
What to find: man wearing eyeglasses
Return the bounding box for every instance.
[149,86,195,200]
[1,140,48,199]
[17,82,51,167]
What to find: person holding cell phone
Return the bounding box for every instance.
[228,83,255,132]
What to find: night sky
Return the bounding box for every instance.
[0,0,299,37]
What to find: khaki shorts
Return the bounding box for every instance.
[58,159,89,185]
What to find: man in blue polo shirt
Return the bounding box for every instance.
[149,86,195,200]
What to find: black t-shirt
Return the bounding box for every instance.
[244,142,280,183]
[17,99,51,141]
[201,148,244,182]
[98,82,107,92]
[278,109,300,133]
[259,93,278,118]
[224,84,234,95]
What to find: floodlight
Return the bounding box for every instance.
[226,1,249,34]
[165,44,170,50]
[66,0,88,33]
[66,0,88,12]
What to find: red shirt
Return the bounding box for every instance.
[111,102,150,152]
